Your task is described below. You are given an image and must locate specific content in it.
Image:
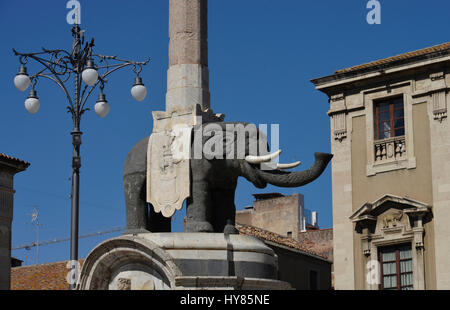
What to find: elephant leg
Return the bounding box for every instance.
[124,171,150,234]
[123,136,151,235]
[185,179,214,232]
[124,172,171,233]
[148,203,171,232]
[211,188,239,234]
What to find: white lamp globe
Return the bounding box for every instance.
[95,93,110,118]
[82,68,98,86]
[131,77,147,102]
[14,66,31,92]
[24,90,40,114]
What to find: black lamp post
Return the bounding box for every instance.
[13,24,149,289]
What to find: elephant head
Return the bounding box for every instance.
[197,121,333,190]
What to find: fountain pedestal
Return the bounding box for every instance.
[78,232,290,290]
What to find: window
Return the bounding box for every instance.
[309,270,318,290]
[374,97,404,140]
[366,89,416,176]
[379,244,413,290]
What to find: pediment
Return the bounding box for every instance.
[350,194,431,223]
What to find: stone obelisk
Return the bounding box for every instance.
[148,0,221,218]
[166,0,210,112]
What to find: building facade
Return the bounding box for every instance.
[312,42,450,290]
[0,154,29,290]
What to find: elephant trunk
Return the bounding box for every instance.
[255,152,333,187]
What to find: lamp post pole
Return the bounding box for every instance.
[70,27,82,270]
[13,24,150,289]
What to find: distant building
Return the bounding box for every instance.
[237,223,331,290]
[0,153,30,290]
[297,228,333,261]
[312,42,450,290]
[236,193,334,289]
[236,193,319,240]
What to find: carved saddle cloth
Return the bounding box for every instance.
[146,125,192,218]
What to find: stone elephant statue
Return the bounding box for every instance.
[123,122,333,235]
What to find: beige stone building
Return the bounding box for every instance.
[312,42,450,290]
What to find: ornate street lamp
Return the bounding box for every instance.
[12,24,149,288]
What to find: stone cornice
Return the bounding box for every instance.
[327,105,364,116]
[412,86,450,99]
[312,50,450,89]
[312,55,450,95]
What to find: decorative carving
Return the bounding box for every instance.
[117,278,131,290]
[432,91,447,122]
[415,240,424,250]
[382,210,403,228]
[374,136,406,162]
[430,72,445,81]
[361,233,372,257]
[330,93,345,103]
[351,196,431,290]
[147,126,192,218]
[333,112,347,142]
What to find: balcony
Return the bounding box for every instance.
[374,136,406,163]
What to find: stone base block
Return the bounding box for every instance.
[77,233,291,290]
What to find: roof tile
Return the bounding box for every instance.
[236,223,328,259]
[11,259,84,290]
[0,153,30,167]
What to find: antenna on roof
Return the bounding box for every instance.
[28,206,42,265]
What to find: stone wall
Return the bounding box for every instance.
[297,228,333,261]
[269,243,332,290]
[236,194,304,240]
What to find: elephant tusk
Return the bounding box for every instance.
[245,150,282,164]
[277,161,301,170]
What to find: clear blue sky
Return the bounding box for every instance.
[1,0,448,265]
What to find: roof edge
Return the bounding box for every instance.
[311,43,450,88]
[236,223,327,259]
[0,153,30,171]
